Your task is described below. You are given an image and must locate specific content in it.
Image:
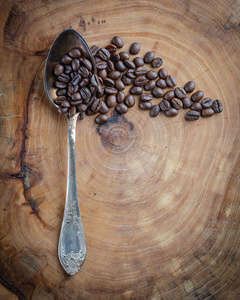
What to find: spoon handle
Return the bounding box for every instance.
[58,113,87,275]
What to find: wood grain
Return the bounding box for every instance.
[1,0,240,299]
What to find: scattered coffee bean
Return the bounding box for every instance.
[152,87,164,98]
[202,108,215,117]
[184,81,195,93]
[61,54,72,64]
[171,98,183,110]
[98,48,110,61]
[104,87,118,95]
[156,79,168,89]
[134,76,148,87]
[72,58,80,71]
[96,60,108,69]
[115,60,127,72]
[106,59,114,72]
[111,36,124,48]
[212,99,223,113]
[164,90,175,101]
[78,112,85,120]
[115,79,125,91]
[144,51,155,63]
[150,105,160,117]
[64,65,72,74]
[108,70,121,80]
[182,97,191,109]
[151,57,163,68]
[99,101,109,114]
[103,77,115,87]
[115,103,128,114]
[72,74,81,86]
[55,81,67,89]
[186,110,199,121]
[191,90,204,102]
[105,44,117,53]
[116,91,125,103]
[135,66,147,76]
[140,94,154,101]
[69,48,82,58]
[120,51,130,60]
[58,106,68,114]
[139,101,152,110]
[105,95,117,107]
[95,114,109,124]
[126,69,137,79]
[61,100,71,108]
[201,98,213,108]
[144,80,156,91]
[98,69,108,78]
[124,95,135,107]
[72,92,81,101]
[54,64,64,76]
[133,57,144,67]
[158,68,168,79]
[124,60,136,69]
[130,42,141,55]
[122,74,132,86]
[146,70,158,80]
[90,45,99,56]
[159,100,171,111]
[56,89,67,96]
[175,87,186,99]
[130,86,143,95]
[191,102,202,111]
[110,52,120,63]
[91,99,102,112]
[165,108,178,117]
[58,73,71,83]
[166,75,177,87]
[77,103,87,112]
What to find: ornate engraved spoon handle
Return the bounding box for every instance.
[58,113,87,275]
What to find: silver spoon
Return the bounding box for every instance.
[44,29,96,275]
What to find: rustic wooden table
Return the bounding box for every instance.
[1,0,240,299]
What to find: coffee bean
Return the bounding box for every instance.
[72,92,81,101]
[130,42,141,55]
[212,99,223,113]
[202,108,215,117]
[151,57,163,68]
[70,71,75,79]
[115,61,127,72]
[64,65,72,74]
[96,84,104,97]
[54,64,64,76]
[79,77,89,88]
[56,88,67,96]
[159,100,171,111]
[182,97,191,109]
[140,94,154,101]
[120,51,130,60]
[126,69,137,79]
[134,76,148,87]
[135,66,147,76]
[186,110,199,121]
[123,60,135,69]
[163,90,175,100]
[58,73,71,83]
[99,101,109,114]
[71,58,80,71]
[91,99,102,112]
[95,57,102,63]
[191,90,204,102]
[139,102,152,110]
[171,98,183,109]
[96,60,108,69]
[106,60,114,72]
[130,86,143,95]
[124,95,135,107]
[105,44,117,53]
[133,57,144,67]
[77,103,87,112]
[105,95,117,107]
[184,81,195,93]
[86,107,96,116]
[175,87,186,99]
[55,81,67,89]
[90,74,100,87]
[191,102,202,111]
[90,45,100,56]
[156,79,167,89]
[158,68,168,79]
[115,103,128,114]
[72,73,81,86]
[144,51,155,63]
[61,54,72,64]
[150,105,160,117]
[58,106,68,114]
[115,79,125,91]
[110,52,120,63]
[95,114,109,124]
[165,108,178,117]
[111,36,124,48]
[78,111,85,120]
[146,70,158,80]
[116,91,125,103]
[82,58,92,71]
[144,80,156,91]
[108,70,121,80]
[166,75,177,87]
[98,48,111,61]
[68,48,81,59]
[61,100,71,108]
[122,74,132,86]
[103,77,115,87]
[80,87,91,100]
[98,69,108,78]
[78,66,89,77]
[68,105,76,116]
[89,85,96,95]
[54,96,66,105]
[201,98,213,108]
[152,87,164,98]
[104,87,118,95]
[68,82,74,93]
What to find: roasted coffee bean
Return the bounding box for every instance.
[152,87,164,98]
[156,79,167,89]
[98,76,104,84]
[144,51,155,63]
[174,87,186,99]
[72,92,81,101]
[96,84,104,97]
[166,75,177,87]
[90,74,100,87]
[144,80,156,91]
[69,48,81,58]
[99,101,109,114]
[146,70,158,80]
[71,58,80,71]
[77,103,87,112]
[103,77,115,87]
[98,69,108,78]
[150,105,160,117]
[151,57,163,68]
[115,60,127,72]
[56,88,67,96]
[82,58,92,71]
[116,91,125,103]
[96,60,108,69]
[158,68,168,79]
[130,42,140,55]
[105,44,117,53]
[134,76,148,87]
[111,36,124,48]
[90,45,100,56]
[104,87,118,95]
[80,87,91,100]
[86,107,96,116]
[95,57,102,63]
[55,81,67,89]
[64,65,72,74]
[78,112,85,120]
[139,101,152,110]
[98,48,110,60]
[120,51,130,61]
[124,95,135,107]
[68,82,75,93]
[184,81,195,93]
[70,99,82,106]
[186,110,200,121]
[91,99,102,112]
[115,103,128,114]
[54,96,66,105]
[61,54,72,64]
[61,100,71,108]
[110,52,120,63]
[202,108,215,117]
[171,98,183,110]
[106,60,114,72]
[201,98,213,108]
[68,106,76,117]
[165,108,178,117]
[159,100,170,111]
[89,85,96,94]
[108,70,121,80]
[122,74,132,86]
[115,79,125,91]
[130,86,143,95]
[70,71,75,79]
[191,90,204,102]
[95,114,109,124]
[191,102,202,111]
[212,99,223,113]
[135,66,147,76]
[182,97,191,109]
[79,77,89,88]
[58,106,68,114]
[124,60,135,69]
[140,94,154,101]
[72,73,81,85]
[163,90,175,100]
[126,69,136,79]
[54,64,64,76]
[78,66,89,77]
[58,73,71,83]
[133,57,144,67]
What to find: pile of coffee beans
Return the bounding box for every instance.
[53,36,223,123]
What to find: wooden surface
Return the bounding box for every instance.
[1,0,240,299]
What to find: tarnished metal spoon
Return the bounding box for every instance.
[44,29,96,275]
